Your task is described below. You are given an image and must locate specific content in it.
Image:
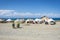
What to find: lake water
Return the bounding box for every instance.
[1,18,60,20]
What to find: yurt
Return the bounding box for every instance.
[20,19,25,23]
[0,19,4,23]
[14,19,20,23]
[45,18,56,25]
[6,19,12,22]
[26,19,34,24]
[35,18,43,24]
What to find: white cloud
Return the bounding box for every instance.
[0,10,60,18]
[0,10,15,16]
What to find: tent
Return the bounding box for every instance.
[6,19,12,22]
[0,19,4,21]
[0,19,4,23]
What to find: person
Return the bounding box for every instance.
[12,21,15,28]
[17,21,20,28]
[12,19,20,29]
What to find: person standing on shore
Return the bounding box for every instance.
[12,19,20,29]
[12,21,15,28]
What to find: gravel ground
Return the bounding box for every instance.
[0,22,60,40]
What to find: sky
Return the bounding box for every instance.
[0,0,60,18]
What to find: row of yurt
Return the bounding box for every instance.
[25,18,43,24]
[25,16,56,25]
[25,19,34,24]
[0,18,25,23]
[0,16,56,25]
[6,19,25,23]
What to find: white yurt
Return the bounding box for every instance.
[35,18,42,24]
[25,19,30,23]
[20,19,25,23]
[14,19,20,23]
[45,18,56,25]
[48,18,55,22]
[6,19,12,22]
[0,19,4,23]
[15,19,20,21]
[0,19,4,21]
[26,19,34,24]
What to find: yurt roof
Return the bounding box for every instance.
[6,19,12,21]
[35,18,41,21]
[15,19,20,21]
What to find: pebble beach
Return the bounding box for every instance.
[0,21,60,40]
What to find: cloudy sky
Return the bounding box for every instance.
[0,0,60,18]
